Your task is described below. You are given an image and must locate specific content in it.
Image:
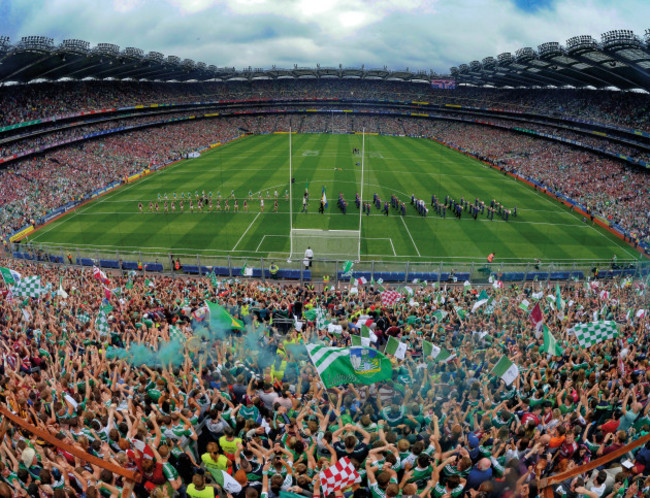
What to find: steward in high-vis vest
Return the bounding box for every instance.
[269,262,279,279]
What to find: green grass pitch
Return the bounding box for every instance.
[25,133,639,265]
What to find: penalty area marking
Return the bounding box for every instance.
[232,212,261,251]
[400,217,421,257]
[256,235,396,256]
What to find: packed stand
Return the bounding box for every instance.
[2,81,650,133]
[0,258,648,498]
[420,121,650,247]
[0,118,243,240]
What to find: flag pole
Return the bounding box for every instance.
[288,127,293,262]
[357,128,365,262]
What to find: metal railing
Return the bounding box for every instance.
[11,241,649,285]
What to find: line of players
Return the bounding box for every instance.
[138,189,289,214]
[430,195,517,221]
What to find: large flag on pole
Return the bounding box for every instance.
[11,276,47,298]
[351,325,375,347]
[321,185,328,209]
[569,321,618,349]
[422,340,454,363]
[93,266,110,285]
[541,325,562,356]
[306,343,392,388]
[0,267,21,286]
[384,336,407,359]
[205,301,245,330]
[492,356,519,386]
[529,302,543,331]
[341,261,354,277]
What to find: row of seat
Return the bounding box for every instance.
[181,265,310,280]
[11,252,647,281]
[337,271,471,282]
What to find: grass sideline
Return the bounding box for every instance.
[24,133,639,263]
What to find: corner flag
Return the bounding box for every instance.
[321,185,328,209]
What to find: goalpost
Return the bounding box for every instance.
[288,128,363,262]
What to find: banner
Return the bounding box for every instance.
[9,225,34,242]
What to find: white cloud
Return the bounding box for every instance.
[4,0,650,73]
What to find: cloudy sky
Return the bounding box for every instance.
[2,0,649,74]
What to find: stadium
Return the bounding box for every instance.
[0,10,650,498]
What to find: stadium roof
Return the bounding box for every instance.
[0,36,432,84]
[451,29,650,92]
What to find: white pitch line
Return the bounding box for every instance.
[400,217,420,257]
[232,212,261,251]
[389,238,397,256]
[255,235,268,253]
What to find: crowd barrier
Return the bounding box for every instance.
[9,245,650,286]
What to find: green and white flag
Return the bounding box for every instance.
[306,343,393,388]
[351,324,375,347]
[57,277,69,299]
[519,299,530,312]
[569,320,618,349]
[492,355,519,386]
[95,307,111,337]
[0,267,21,286]
[241,264,253,277]
[432,309,448,322]
[341,261,354,277]
[144,278,155,288]
[472,296,489,313]
[205,301,245,331]
[76,311,91,324]
[422,340,454,362]
[11,276,46,298]
[169,324,187,342]
[385,336,408,359]
[304,307,329,330]
[454,306,467,321]
[555,283,565,318]
[541,325,562,356]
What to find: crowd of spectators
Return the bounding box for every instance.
[1,111,649,249]
[2,81,650,132]
[0,258,648,498]
[417,120,650,246]
[0,119,243,240]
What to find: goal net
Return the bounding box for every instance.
[290,229,360,261]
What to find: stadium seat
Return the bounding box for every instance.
[549,271,570,280]
[49,255,64,264]
[99,259,120,269]
[499,272,525,281]
[121,261,139,270]
[144,263,163,272]
[213,266,231,276]
[183,265,201,275]
[525,272,548,281]
[78,258,94,266]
